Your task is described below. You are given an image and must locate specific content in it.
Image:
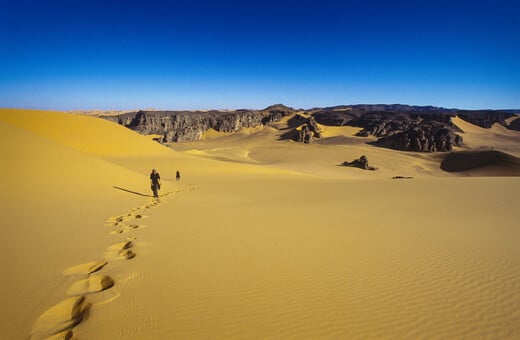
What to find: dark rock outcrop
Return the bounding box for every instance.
[508,116,520,131]
[101,104,518,150]
[312,109,361,126]
[341,155,377,170]
[352,112,460,137]
[280,115,322,143]
[374,121,463,152]
[261,104,296,124]
[299,125,313,143]
[457,110,514,129]
[102,108,289,143]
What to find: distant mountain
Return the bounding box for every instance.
[319,104,454,112]
[499,109,520,114]
[262,104,296,112]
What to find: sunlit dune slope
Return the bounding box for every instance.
[0,108,172,157]
[0,109,176,339]
[453,116,520,157]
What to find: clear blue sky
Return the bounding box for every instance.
[1,0,519,110]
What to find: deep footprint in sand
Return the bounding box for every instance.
[107,241,136,260]
[105,215,126,227]
[109,223,145,235]
[63,261,107,276]
[108,241,133,251]
[44,329,74,340]
[119,249,136,259]
[67,275,115,295]
[31,296,89,338]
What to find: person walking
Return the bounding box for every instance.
[176,170,181,181]
[150,169,161,198]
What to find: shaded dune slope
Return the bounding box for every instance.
[441,150,520,176]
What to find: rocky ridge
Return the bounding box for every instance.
[103,105,295,143]
[101,104,517,152]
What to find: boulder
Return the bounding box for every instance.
[341,155,377,170]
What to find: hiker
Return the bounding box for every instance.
[176,170,181,181]
[150,169,161,198]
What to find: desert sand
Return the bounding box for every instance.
[1,108,519,339]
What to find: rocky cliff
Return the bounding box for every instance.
[102,104,295,143]
[456,110,515,128]
[374,121,463,152]
[101,104,517,153]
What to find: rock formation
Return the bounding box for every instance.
[457,110,515,129]
[102,105,295,143]
[374,121,463,152]
[508,116,520,131]
[341,155,377,170]
[280,115,322,143]
[298,116,321,143]
[101,104,519,152]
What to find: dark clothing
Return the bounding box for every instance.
[176,171,180,181]
[150,171,161,198]
[150,172,161,185]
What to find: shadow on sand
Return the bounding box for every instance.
[113,186,153,197]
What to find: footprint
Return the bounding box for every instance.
[31,296,89,338]
[67,275,115,295]
[108,241,133,251]
[109,224,145,235]
[106,215,125,226]
[106,241,136,260]
[120,249,136,259]
[110,229,125,235]
[44,329,74,339]
[63,261,107,276]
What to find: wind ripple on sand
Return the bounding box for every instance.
[149,235,520,338]
[304,242,520,338]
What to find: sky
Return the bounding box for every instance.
[1,0,519,110]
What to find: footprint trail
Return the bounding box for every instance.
[29,195,169,339]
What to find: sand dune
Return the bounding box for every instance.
[441,150,520,175]
[452,116,520,157]
[1,108,519,339]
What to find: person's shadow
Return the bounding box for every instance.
[113,186,154,197]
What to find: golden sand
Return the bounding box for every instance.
[0,109,519,339]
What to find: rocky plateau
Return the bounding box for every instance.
[101,104,518,153]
